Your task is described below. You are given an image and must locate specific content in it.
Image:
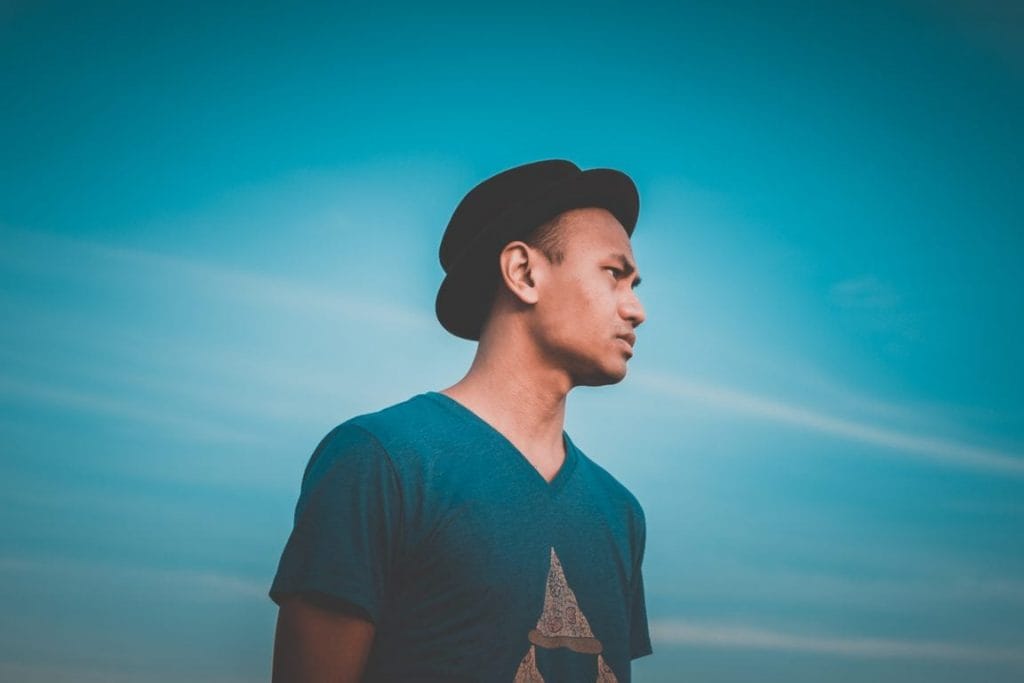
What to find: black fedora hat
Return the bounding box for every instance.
[435,159,640,341]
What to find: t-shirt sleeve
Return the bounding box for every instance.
[269,422,402,625]
[629,509,653,659]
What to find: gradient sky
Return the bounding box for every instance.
[2,1,1023,681]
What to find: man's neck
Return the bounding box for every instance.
[440,331,571,475]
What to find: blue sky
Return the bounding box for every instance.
[1,1,1023,681]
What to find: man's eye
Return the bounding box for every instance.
[605,267,619,278]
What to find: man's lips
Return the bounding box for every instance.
[617,333,636,354]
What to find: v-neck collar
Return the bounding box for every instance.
[423,391,578,496]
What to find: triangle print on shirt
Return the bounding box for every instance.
[513,547,620,683]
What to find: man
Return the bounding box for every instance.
[270,159,652,682]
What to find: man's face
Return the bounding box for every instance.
[531,208,646,386]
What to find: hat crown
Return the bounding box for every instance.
[439,159,581,272]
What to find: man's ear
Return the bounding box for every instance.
[498,241,542,305]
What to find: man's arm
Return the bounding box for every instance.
[272,594,376,683]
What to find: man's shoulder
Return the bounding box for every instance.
[315,391,459,466]
[301,393,446,485]
[313,393,423,445]
[345,391,450,446]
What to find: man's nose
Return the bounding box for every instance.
[620,290,646,327]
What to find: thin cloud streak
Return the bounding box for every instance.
[634,372,1024,477]
[0,340,337,428]
[0,555,267,603]
[651,619,1024,662]
[830,274,901,310]
[0,375,257,445]
[1,224,434,332]
[0,656,255,683]
[0,661,192,683]
[93,242,434,331]
[650,565,1024,609]
[1,227,437,440]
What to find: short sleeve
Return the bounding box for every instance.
[269,422,402,625]
[629,509,653,659]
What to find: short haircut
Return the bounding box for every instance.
[523,212,569,265]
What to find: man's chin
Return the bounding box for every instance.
[575,363,629,388]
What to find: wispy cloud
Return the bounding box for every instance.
[93,241,434,330]
[634,372,1024,476]
[778,360,1024,436]
[650,562,1024,609]
[1,223,433,331]
[0,554,267,603]
[1,226,440,444]
[0,337,341,429]
[0,661,163,683]
[830,274,901,310]
[0,374,258,445]
[651,619,1024,662]
[827,274,920,356]
[0,661,252,683]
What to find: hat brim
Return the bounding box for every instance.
[436,168,639,341]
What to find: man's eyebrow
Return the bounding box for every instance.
[611,252,642,288]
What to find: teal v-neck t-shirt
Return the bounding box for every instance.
[271,392,652,682]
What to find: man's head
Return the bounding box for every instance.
[483,206,645,386]
[436,160,640,338]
